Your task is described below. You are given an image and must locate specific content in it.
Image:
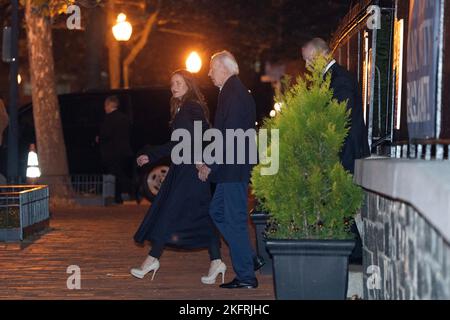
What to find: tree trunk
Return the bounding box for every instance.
[25,0,74,207]
[106,0,120,89]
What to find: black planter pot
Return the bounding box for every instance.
[266,239,355,300]
[250,210,272,275]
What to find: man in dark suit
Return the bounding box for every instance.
[302,38,370,174]
[302,38,370,263]
[97,95,133,204]
[197,51,258,289]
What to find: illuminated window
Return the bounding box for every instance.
[363,31,370,124]
[393,19,404,130]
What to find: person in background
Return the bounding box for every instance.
[301,38,370,174]
[97,95,133,204]
[301,38,371,264]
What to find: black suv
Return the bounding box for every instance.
[17,84,274,201]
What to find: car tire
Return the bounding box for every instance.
[140,159,170,202]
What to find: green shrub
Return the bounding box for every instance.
[251,56,364,240]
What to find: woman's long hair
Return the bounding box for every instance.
[169,69,210,126]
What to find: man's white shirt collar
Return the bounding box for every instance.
[323,59,336,75]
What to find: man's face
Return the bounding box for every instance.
[208,59,225,88]
[104,101,115,114]
[301,44,316,67]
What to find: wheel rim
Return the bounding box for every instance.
[147,166,169,196]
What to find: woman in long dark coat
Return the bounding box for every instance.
[131,70,226,284]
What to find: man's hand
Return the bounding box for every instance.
[137,155,150,167]
[196,163,211,182]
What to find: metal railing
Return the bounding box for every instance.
[0,185,50,241]
[330,0,375,51]
[7,175,115,206]
[390,140,450,160]
[69,174,115,199]
[68,174,115,206]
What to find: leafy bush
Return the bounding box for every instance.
[251,57,364,240]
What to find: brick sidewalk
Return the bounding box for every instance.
[0,203,274,300]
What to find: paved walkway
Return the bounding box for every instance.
[0,202,274,300]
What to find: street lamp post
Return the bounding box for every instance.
[112,13,132,88]
[118,43,124,88]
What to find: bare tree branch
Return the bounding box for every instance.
[157,27,205,39]
[122,0,160,88]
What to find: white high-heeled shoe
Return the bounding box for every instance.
[130,259,160,280]
[201,261,227,284]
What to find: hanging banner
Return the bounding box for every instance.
[406,0,441,139]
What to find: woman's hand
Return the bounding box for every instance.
[137,155,150,167]
[196,163,211,182]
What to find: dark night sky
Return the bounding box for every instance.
[127,0,355,87]
[0,0,355,99]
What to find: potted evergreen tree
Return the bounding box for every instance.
[251,57,364,300]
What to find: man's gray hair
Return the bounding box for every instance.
[303,38,330,55]
[211,50,239,75]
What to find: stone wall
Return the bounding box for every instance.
[361,191,450,299]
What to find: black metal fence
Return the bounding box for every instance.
[5,174,115,206]
[69,174,115,205]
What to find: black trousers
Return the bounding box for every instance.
[103,156,132,202]
[149,233,222,261]
[349,220,362,264]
